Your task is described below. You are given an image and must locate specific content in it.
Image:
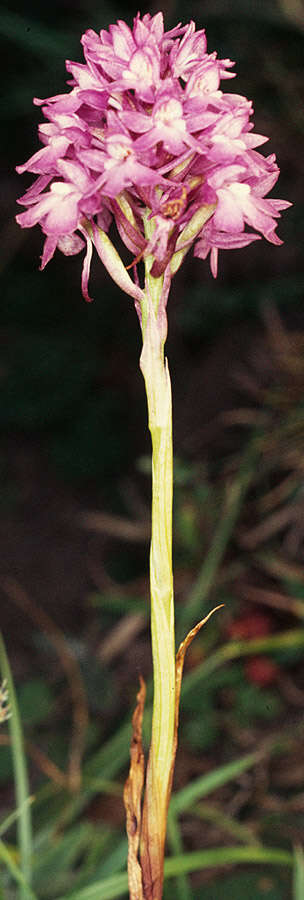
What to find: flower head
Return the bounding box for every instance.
[16,11,290,303]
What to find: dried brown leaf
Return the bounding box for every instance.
[124,677,146,900]
[139,606,223,900]
[171,606,224,795]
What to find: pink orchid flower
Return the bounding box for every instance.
[16,11,290,302]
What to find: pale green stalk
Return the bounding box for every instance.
[139,215,176,895]
[120,204,217,897]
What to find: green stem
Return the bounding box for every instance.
[148,372,175,795]
[139,256,175,896]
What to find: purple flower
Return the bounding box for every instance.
[16,11,290,302]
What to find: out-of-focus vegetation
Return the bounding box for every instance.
[0,0,304,897]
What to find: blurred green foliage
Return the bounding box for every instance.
[195,870,288,899]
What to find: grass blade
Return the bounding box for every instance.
[171,750,258,815]
[167,811,192,900]
[164,845,293,876]
[293,845,304,899]
[178,439,258,637]
[0,633,33,897]
[55,845,292,900]
[0,839,37,900]
[191,801,258,845]
[0,798,34,839]
[182,629,304,699]
[57,871,129,900]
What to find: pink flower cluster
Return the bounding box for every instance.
[16,12,290,301]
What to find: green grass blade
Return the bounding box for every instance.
[56,720,132,829]
[55,845,292,900]
[171,750,258,815]
[182,629,304,699]
[191,801,259,845]
[293,845,304,899]
[0,798,34,839]
[178,439,258,637]
[166,811,192,900]
[0,839,37,900]
[164,845,293,876]
[32,821,94,893]
[56,871,129,900]
[0,634,33,897]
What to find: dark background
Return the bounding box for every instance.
[0,1,304,897]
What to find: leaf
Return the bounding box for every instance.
[293,845,304,900]
[140,607,223,900]
[54,845,292,900]
[173,607,224,779]
[123,678,146,900]
[0,839,37,900]
[171,750,259,815]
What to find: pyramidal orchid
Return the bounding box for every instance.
[16,12,290,900]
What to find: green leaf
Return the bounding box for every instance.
[170,750,259,815]
[0,839,37,900]
[177,438,258,638]
[167,812,192,900]
[191,801,258,845]
[182,629,304,700]
[32,823,94,895]
[163,846,293,877]
[0,798,34,840]
[56,871,128,900]
[293,845,304,900]
[54,846,292,900]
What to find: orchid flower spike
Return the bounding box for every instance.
[16,12,290,303]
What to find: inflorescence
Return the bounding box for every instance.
[16,12,290,301]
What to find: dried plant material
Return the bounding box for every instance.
[172,606,224,787]
[124,677,146,900]
[139,606,223,900]
[98,613,145,665]
[239,504,300,549]
[140,756,165,900]
[81,510,150,543]
[0,731,67,787]
[237,581,304,619]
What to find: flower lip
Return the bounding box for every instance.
[154,96,184,126]
[106,133,134,161]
